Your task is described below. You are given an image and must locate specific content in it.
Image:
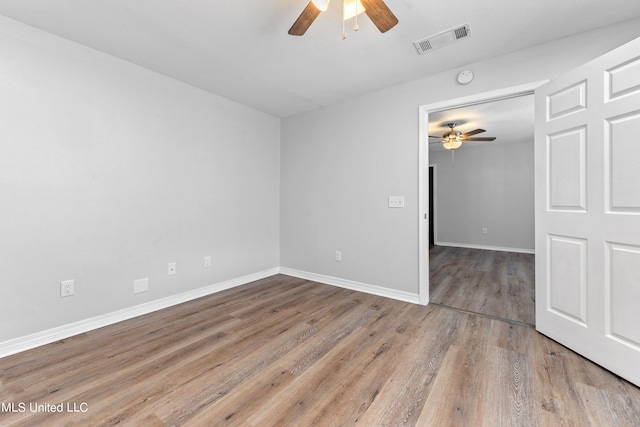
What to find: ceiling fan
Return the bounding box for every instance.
[429,122,496,150]
[288,0,398,36]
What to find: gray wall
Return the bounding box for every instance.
[0,17,280,342]
[280,18,640,295]
[430,138,535,252]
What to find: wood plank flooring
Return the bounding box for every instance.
[1,274,639,426]
[429,245,536,325]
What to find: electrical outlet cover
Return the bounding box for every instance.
[60,279,74,297]
[388,196,405,208]
[134,278,149,294]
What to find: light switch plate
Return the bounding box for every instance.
[389,196,405,208]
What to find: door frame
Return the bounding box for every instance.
[417,81,547,305]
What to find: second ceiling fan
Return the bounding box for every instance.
[429,122,496,150]
[288,0,398,36]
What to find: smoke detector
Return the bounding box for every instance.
[413,23,471,55]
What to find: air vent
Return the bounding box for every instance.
[413,23,471,55]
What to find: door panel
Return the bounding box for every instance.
[606,56,640,99]
[607,112,640,210]
[535,36,640,387]
[548,235,588,325]
[546,80,587,120]
[607,243,640,348]
[548,127,587,210]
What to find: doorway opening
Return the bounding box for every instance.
[418,82,545,323]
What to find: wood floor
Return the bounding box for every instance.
[430,246,535,325]
[1,274,639,426]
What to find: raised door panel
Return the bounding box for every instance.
[547,81,587,120]
[548,235,588,325]
[606,243,640,349]
[606,55,640,100]
[606,112,640,212]
[548,127,587,211]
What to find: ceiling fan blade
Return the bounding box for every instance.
[460,129,486,138]
[463,137,496,141]
[288,1,322,36]
[428,135,442,138]
[360,0,398,33]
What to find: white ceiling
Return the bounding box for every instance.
[1,0,639,118]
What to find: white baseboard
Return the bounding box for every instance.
[279,267,421,304]
[0,266,422,359]
[435,241,535,254]
[0,268,279,359]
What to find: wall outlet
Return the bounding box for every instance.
[60,279,74,298]
[335,251,342,262]
[388,196,405,208]
[168,262,177,276]
[204,256,212,268]
[134,278,149,294]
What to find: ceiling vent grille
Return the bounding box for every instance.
[413,23,471,55]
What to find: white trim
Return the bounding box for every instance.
[418,80,548,306]
[418,81,548,115]
[418,107,429,305]
[0,268,279,358]
[435,242,535,254]
[279,267,421,304]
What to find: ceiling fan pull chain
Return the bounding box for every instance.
[341,1,347,39]
[354,1,359,31]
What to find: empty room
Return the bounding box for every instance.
[1,1,640,425]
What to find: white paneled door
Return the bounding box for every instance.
[535,36,640,387]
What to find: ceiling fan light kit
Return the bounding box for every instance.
[288,0,398,37]
[343,0,366,20]
[311,0,330,11]
[430,122,496,151]
[442,137,462,150]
